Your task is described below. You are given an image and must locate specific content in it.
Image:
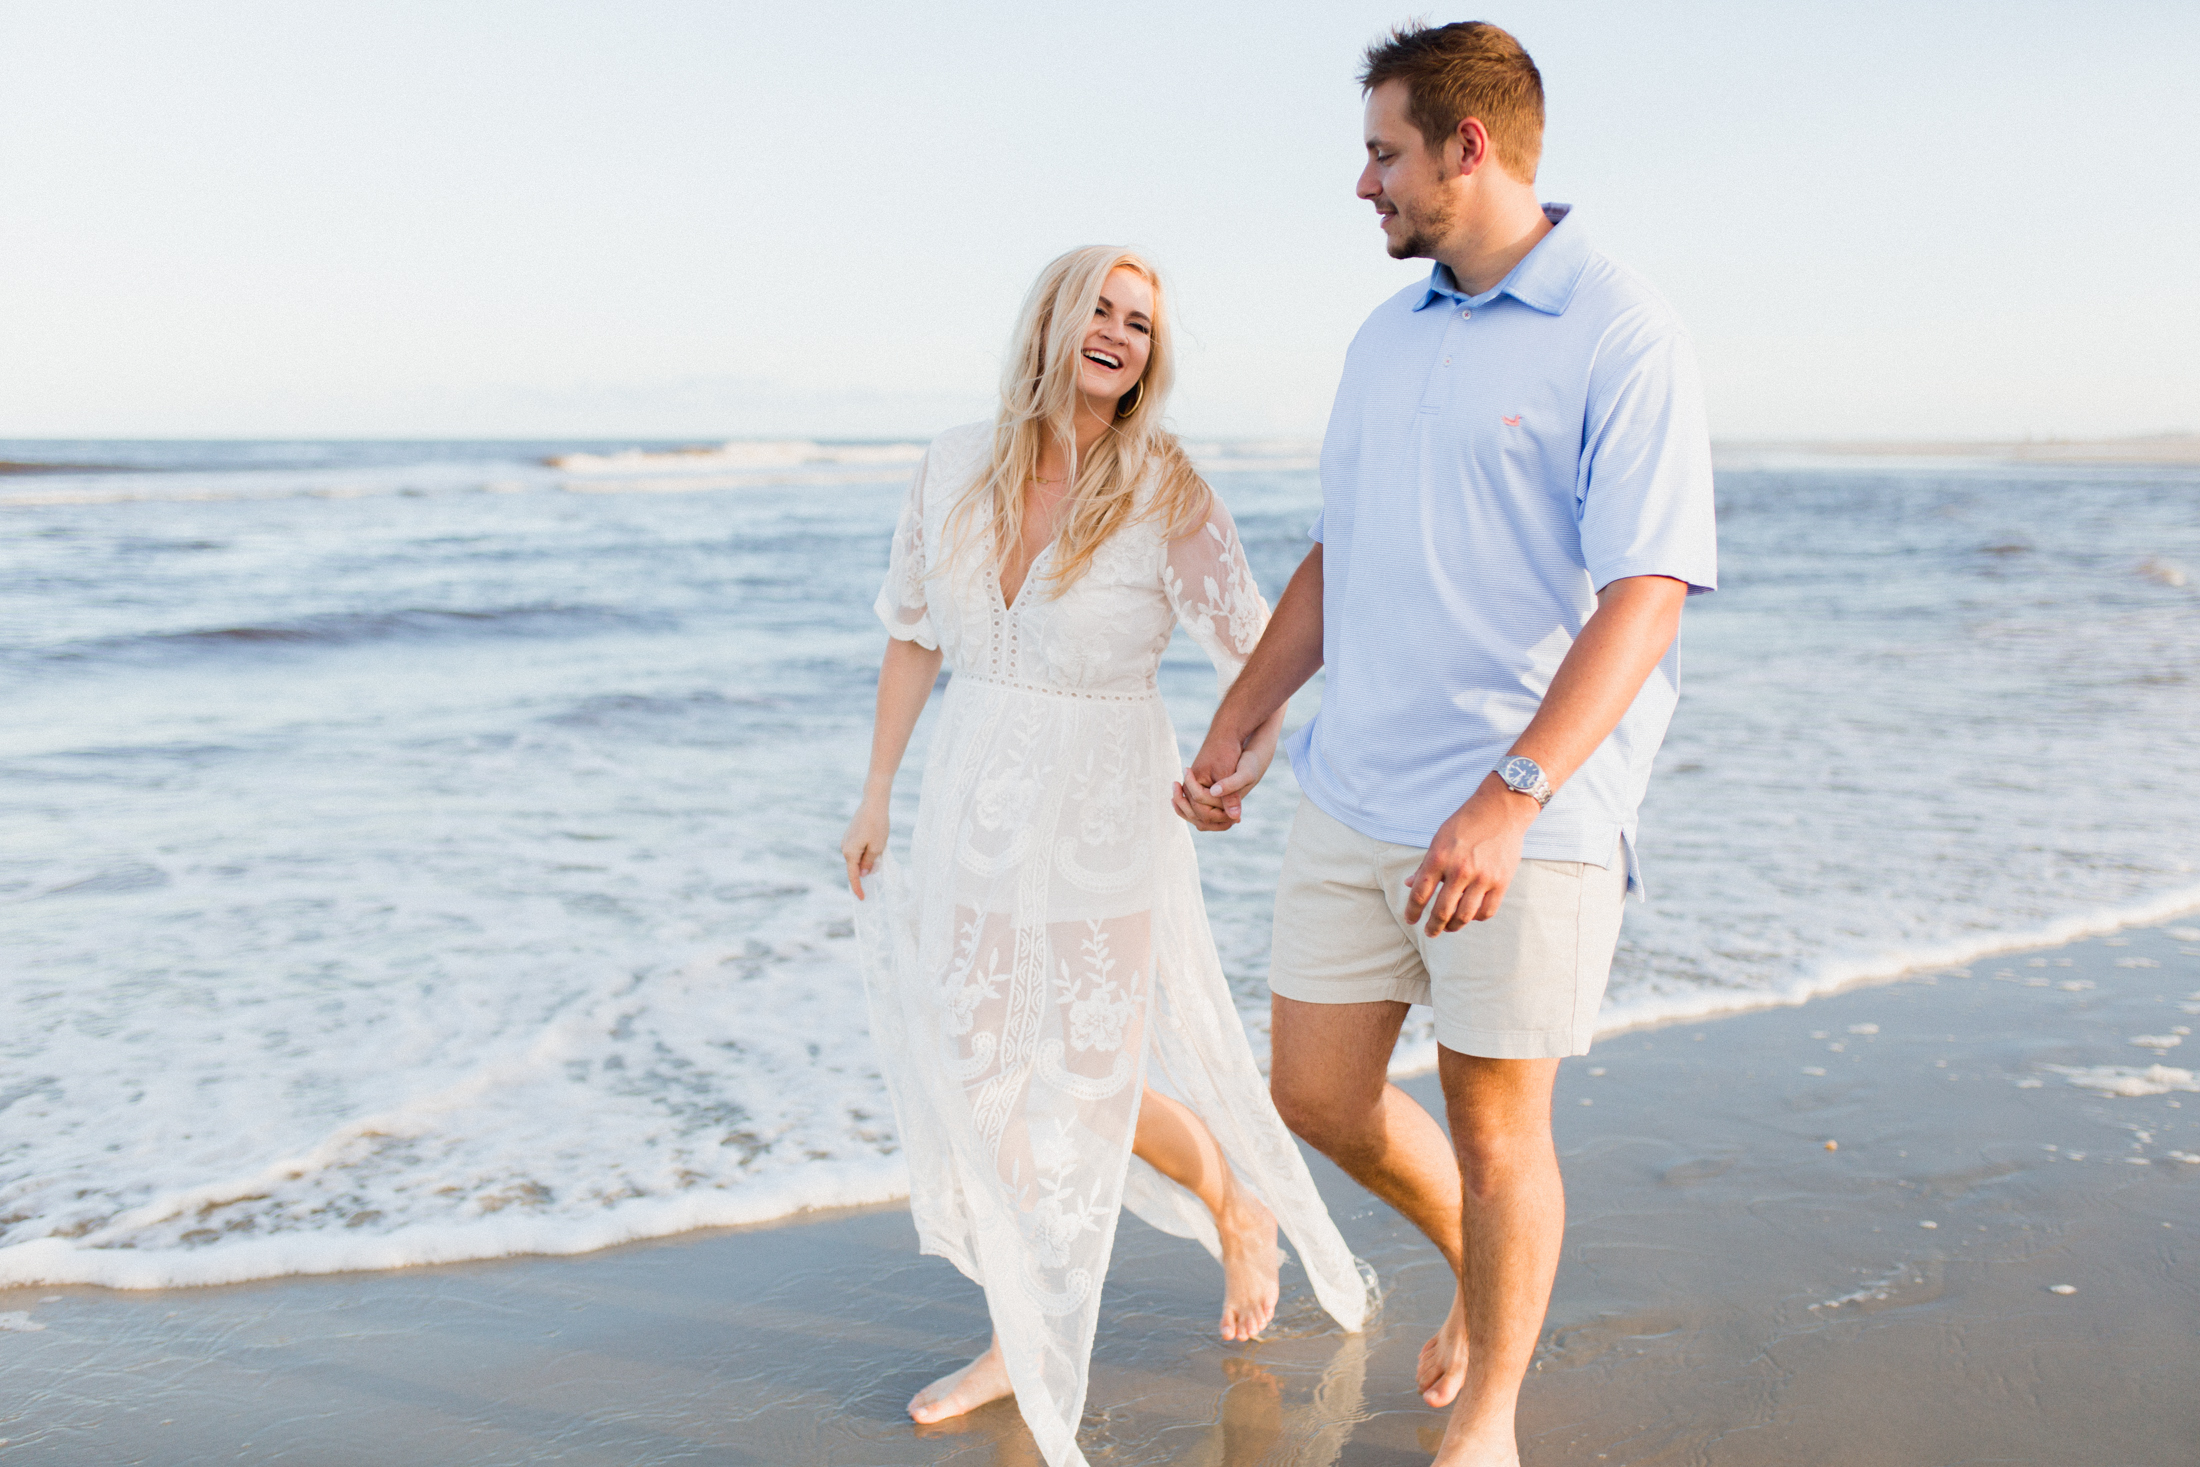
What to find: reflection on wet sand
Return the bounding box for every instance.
[907,1321,1368,1467]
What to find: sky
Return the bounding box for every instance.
[2,1,2196,442]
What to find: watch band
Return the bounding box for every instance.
[1496,755,1553,809]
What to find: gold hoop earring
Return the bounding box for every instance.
[1115,379,1144,420]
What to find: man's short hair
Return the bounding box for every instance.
[1360,21,1543,184]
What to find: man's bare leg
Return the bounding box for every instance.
[1134,1086,1282,1340]
[908,1333,1013,1422]
[1429,1050,1562,1467]
[1268,996,1473,1406]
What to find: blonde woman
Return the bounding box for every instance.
[844,247,1368,1466]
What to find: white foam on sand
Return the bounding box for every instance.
[2045,1064,2200,1099]
[1381,885,2200,1079]
[0,1168,909,1290]
[0,933,915,1290]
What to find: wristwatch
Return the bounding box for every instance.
[1495,755,1553,809]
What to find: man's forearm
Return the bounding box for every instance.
[1212,545,1325,744]
[1505,575,1687,796]
[1405,575,1688,931]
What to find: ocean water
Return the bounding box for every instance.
[3,438,2196,1289]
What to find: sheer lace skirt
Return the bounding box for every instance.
[857,675,1370,1467]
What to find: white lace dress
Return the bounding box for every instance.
[856,423,1370,1467]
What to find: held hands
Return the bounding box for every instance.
[1171,720,1277,832]
[1403,774,1541,935]
[841,794,889,900]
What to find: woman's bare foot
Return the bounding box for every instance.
[907,1336,1014,1423]
[1418,1286,1470,1407]
[1217,1183,1282,1341]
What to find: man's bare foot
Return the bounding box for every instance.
[1429,1407,1518,1467]
[1417,1286,1470,1407]
[1217,1184,1281,1341]
[907,1336,1013,1423]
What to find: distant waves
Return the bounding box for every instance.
[33,603,663,665]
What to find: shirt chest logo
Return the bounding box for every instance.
[1501,414,1522,427]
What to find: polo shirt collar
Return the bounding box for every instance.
[1413,203,1588,316]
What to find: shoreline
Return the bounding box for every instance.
[10,890,2196,1293]
[5,922,2196,1464]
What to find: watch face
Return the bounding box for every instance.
[1500,756,1542,791]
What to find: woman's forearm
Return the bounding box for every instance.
[864,637,944,800]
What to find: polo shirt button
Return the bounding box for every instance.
[1460,309,1471,319]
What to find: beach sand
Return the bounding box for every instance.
[4,924,2196,1465]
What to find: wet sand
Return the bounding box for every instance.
[4,923,2197,1465]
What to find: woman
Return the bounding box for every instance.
[843,246,1368,1466]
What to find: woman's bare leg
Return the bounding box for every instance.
[1133,1086,1281,1340]
[908,1333,1014,1423]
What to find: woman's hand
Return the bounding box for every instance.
[1211,721,1279,818]
[1171,719,1278,831]
[842,795,889,899]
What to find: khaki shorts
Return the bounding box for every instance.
[1268,796,1628,1059]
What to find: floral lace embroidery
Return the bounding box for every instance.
[854,428,1369,1467]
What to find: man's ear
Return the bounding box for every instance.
[1453,116,1493,178]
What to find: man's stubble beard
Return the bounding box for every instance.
[1385,190,1457,262]
[1388,228,1433,261]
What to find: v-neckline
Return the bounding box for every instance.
[997,535,1058,612]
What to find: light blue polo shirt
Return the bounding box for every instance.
[1285,205,1717,889]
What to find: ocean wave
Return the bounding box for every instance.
[555,466,921,495]
[0,1162,910,1290]
[4,886,2194,1291]
[43,603,655,661]
[0,459,137,476]
[549,440,925,476]
[1,479,538,508]
[544,439,1325,484]
[1383,884,2200,1078]
[539,689,785,733]
[0,932,911,1290]
[9,448,2200,1290]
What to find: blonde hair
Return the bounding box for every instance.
[948,246,1210,598]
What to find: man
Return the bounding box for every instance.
[1173,20,1716,1467]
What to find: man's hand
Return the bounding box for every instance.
[1400,575,1684,931]
[1403,774,1540,935]
[1172,721,1276,830]
[1186,717,1249,806]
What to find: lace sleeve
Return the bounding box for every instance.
[873,447,938,648]
[1162,494,1269,695]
